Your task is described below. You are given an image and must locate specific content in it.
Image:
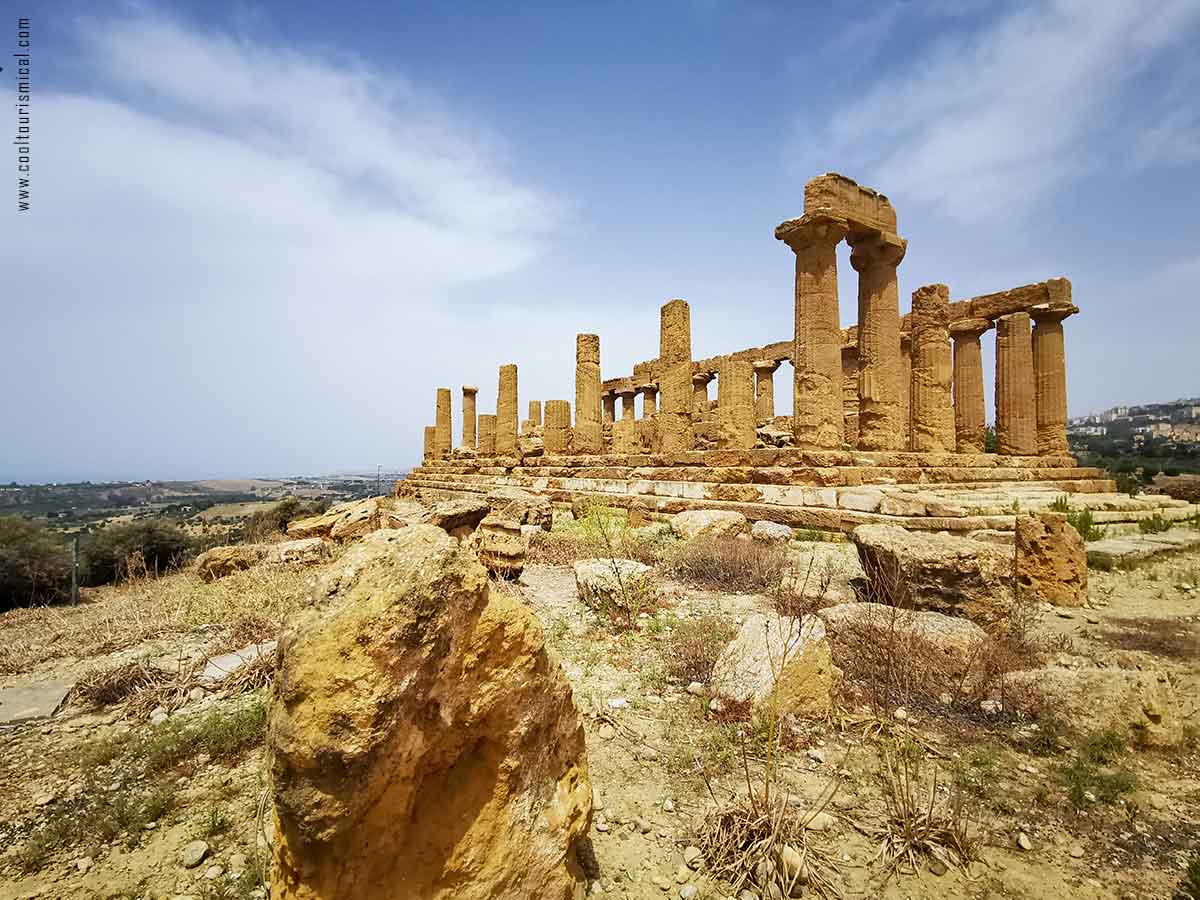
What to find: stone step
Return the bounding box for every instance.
[1086,530,1200,568]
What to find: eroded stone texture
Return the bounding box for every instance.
[899,333,912,450]
[752,360,779,425]
[1032,306,1076,455]
[909,284,955,452]
[423,426,436,462]
[691,372,713,416]
[544,400,573,455]
[841,347,860,448]
[779,218,847,450]
[638,384,658,417]
[710,615,841,716]
[270,526,592,900]
[496,364,519,456]
[435,388,452,460]
[716,357,756,450]
[995,313,1036,455]
[1015,512,1086,606]
[617,389,637,422]
[658,299,695,453]
[601,391,616,424]
[611,418,641,453]
[477,414,496,455]
[949,319,991,454]
[461,387,478,450]
[524,400,543,435]
[574,334,603,453]
[849,233,906,450]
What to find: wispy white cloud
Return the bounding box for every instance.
[806,0,1200,222]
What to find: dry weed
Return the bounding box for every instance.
[669,536,790,594]
[667,615,737,683]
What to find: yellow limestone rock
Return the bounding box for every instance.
[270,526,592,900]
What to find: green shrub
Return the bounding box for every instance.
[1058,728,1137,808]
[0,517,72,610]
[1065,507,1106,542]
[81,521,195,585]
[1138,513,1172,535]
[1114,472,1142,496]
[1176,850,1200,900]
[243,496,329,543]
[1049,495,1070,513]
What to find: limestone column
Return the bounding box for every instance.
[422,425,436,462]
[777,217,848,449]
[841,346,860,448]
[638,384,658,417]
[478,414,496,455]
[716,357,755,449]
[434,388,452,459]
[523,400,542,434]
[949,318,991,454]
[691,372,713,415]
[601,390,616,423]
[617,388,637,422]
[1032,305,1077,456]
[544,400,572,454]
[995,313,1037,455]
[496,364,519,456]
[461,386,478,449]
[849,233,907,450]
[899,333,912,450]
[574,334,603,453]
[657,299,695,453]
[752,360,780,424]
[909,284,955,452]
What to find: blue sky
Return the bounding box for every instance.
[2,0,1198,482]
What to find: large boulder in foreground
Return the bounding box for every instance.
[780,543,865,605]
[710,614,841,717]
[850,524,1015,626]
[1015,512,1087,607]
[286,497,424,541]
[270,526,592,900]
[487,487,553,532]
[818,602,988,678]
[670,509,748,541]
[573,559,655,617]
[422,498,491,535]
[195,538,328,582]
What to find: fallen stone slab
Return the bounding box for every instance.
[0,677,75,724]
[199,641,277,684]
[818,602,987,677]
[1087,530,1200,568]
[574,559,655,613]
[670,509,747,541]
[751,520,793,543]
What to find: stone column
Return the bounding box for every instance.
[461,386,478,449]
[477,414,496,455]
[841,346,860,448]
[716,357,756,449]
[601,390,616,424]
[1032,305,1077,456]
[752,360,780,424]
[638,384,658,417]
[496,364,519,456]
[658,299,695,453]
[849,232,907,450]
[617,388,637,422]
[949,318,991,454]
[422,425,436,462]
[524,400,542,433]
[434,388,452,459]
[995,313,1037,455]
[909,284,955,452]
[899,333,912,450]
[777,217,848,449]
[544,400,572,454]
[573,334,603,453]
[691,372,713,414]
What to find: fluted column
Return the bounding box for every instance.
[496,364,519,456]
[841,346,860,448]
[422,425,436,462]
[899,333,912,450]
[434,388,452,459]
[477,415,496,455]
[949,318,991,454]
[461,386,478,449]
[601,390,616,424]
[574,334,603,453]
[995,313,1036,455]
[849,232,907,450]
[716,357,755,449]
[691,372,713,415]
[752,360,780,424]
[1032,305,1078,455]
[658,299,695,452]
[617,388,637,421]
[909,284,955,452]
[777,216,848,449]
[523,400,542,434]
[544,400,572,454]
[638,384,658,417]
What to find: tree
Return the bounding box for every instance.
[0,517,72,610]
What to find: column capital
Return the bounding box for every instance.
[775,212,850,253]
[462,385,478,394]
[848,229,907,272]
[638,382,658,394]
[752,358,782,374]
[1030,303,1079,324]
[691,371,715,386]
[616,388,637,401]
[949,317,994,340]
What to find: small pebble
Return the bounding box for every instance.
[679,885,698,900]
[1017,832,1034,851]
[686,682,705,696]
[928,858,948,876]
[806,748,826,764]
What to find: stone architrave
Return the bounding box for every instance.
[601,390,616,424]
[849,232,907,450]
[909,285,954,452]
[477,414,496,455]
[776,215,849,449]
[617,388,637,422]
[434,388,452,459]
[752,360,779,424]
[658,299,695,453]
[496,364,519,456]
[841,346,860,447]
[716,357,755,450]
[995,313,1036,455]
[949,318,992,454]
[691,372,713,415]
[543,400,572,454]
[422,425,436,462]
[461,386,478,450]
[899,332,912,450]
[574,334,603,453]
[1031,305,1077,455]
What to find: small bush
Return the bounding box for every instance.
[1058,727,1137,808]
[1176,851,1200,900]
[669,536,790,594]
[81,521,195,585]
[0,516,72,610]
[1138,513,1172,535]
[1065,507,1106,542]
[1049,495,1071,513]
[667,615,737,684]
[243,496,329,543]
[1115,472,1142,496]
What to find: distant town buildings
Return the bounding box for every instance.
[1069,397,1200,445]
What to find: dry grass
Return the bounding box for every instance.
[667,615,738,684]
[0,564,311,676]
[71,659,167,707]
[668,536,790,594]
[1100,616,1199,661]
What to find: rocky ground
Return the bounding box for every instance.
[0,507,1197,900]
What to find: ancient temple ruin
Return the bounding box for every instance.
[400,174,1120,533]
